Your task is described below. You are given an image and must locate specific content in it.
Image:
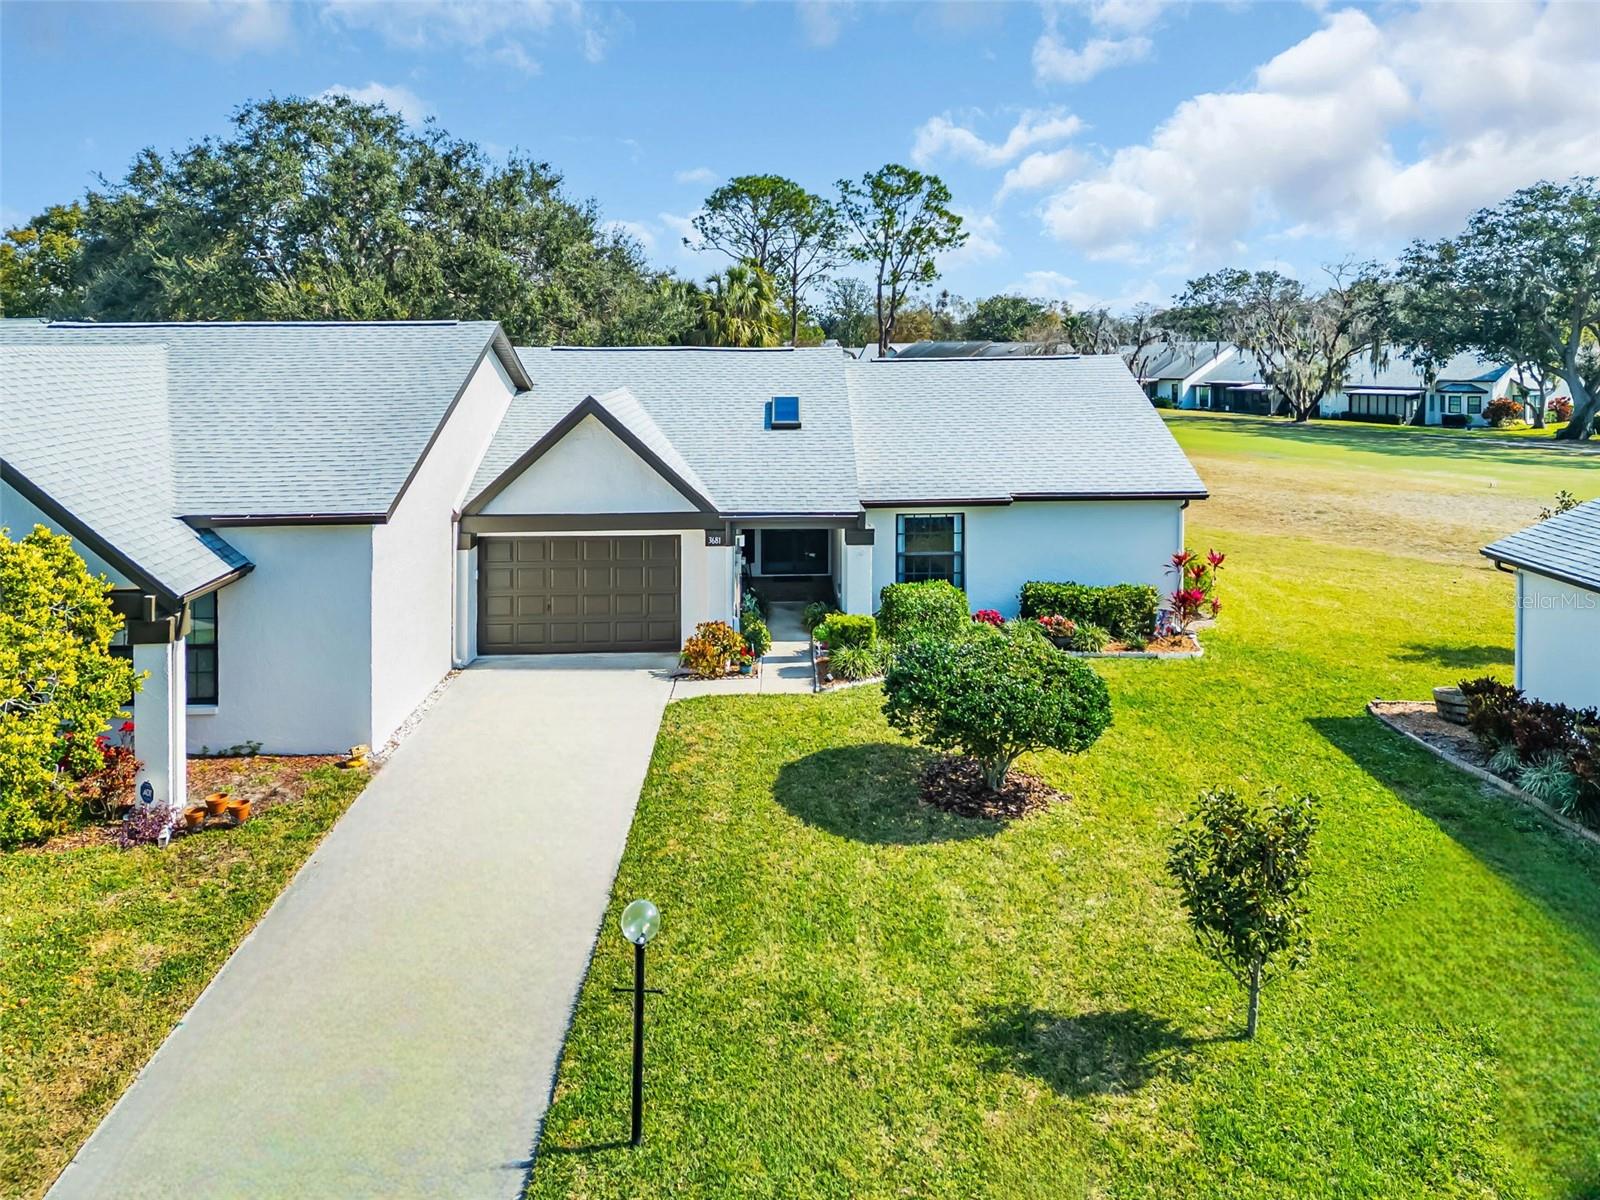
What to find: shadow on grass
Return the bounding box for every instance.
[1309,715,1600,951]
[1394,642,1515,670]
[966,1006,1238,1097]
[771,743,1003,844]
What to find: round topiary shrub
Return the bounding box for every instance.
[882,629,1112,791]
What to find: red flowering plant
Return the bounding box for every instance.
[1166,548,1226,635]
[1036,615,1076,639]
[972,609,1004,627]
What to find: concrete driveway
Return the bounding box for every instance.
[48,654,676,1200]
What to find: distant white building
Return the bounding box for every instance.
[1482,501,1600,710]
[1178,345,1527,427]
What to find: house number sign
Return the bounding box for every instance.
[705,530,729,547]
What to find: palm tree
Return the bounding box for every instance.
[693,263,784,347]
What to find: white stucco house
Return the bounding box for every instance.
[1481,501,1600,710]
[1,319,1207,809]
[1178,345,1525,426]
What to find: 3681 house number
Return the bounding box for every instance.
[705,530,729,547]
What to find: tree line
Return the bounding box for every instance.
[1158,178,1599,441]
[2,97,1592,437]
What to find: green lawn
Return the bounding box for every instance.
[0,766,367,1198]
[530,420,1600,1198]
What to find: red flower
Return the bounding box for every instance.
[120,721,135,733]
[1207,550,1225,568]
[972,609,1004,627]
[1170,550,1196,568]
[1187,562,1206,580]
[1210,597,1223,616]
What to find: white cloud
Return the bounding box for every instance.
[604,220,656,253]
[1005,269,1078,301]
[1038,2,1600,260]
[912,108,1084,168]
[138,0,294,54]
[1032,0,1167,84]
[1033,33,1151,84]
[943,211,1004,266]
[318,0,607,64]
[675,167,718,186]
[796,1,854,48]
[996,147,1087,201]
[318,82,432,125]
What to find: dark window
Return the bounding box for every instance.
[1448,395,1462,414]
[1468,394,1482,414]
[187,592,218,705]
[896,514,963,586]
[770,396,801,428]
[759,529,829,576]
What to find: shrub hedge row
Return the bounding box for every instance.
[1018,581,1160,641]
[817,612,877,650]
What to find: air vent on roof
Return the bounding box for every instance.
[769,395,801,429]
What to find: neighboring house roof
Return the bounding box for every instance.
[471,347,861,517]
[847,354,1208,505]
[1134,341,1228,382]
[1191,348,1263,387]
[892,340,1052,360]
[1482,500,1600,594]
[0,320,529,520]
[1,345,248,601]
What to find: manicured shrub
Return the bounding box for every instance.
[882,630,1112,790]
[1549,396,1574,423]
[1,526,141,848]
[681,620,744,678]
[741,615,772,659]
[816,613,876,650]
[1484,396,1523,427]
[1018,581,1160,641]
[1166,549,1226,634]
[800,601,832,633]
[1168,787,1317,1039]
[876,580,970,643]
[1458,675,1600,831]
[828,644,885,681]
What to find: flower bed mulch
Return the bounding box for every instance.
[919,756,1067,821]
[26,755,347,854]
[1368,701,1600,847]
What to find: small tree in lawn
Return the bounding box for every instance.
[1167,787,1316,1039]
[1,526,141,847]
[882,630,1111,791]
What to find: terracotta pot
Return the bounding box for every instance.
[226,798,251,824]
[204,792,230,817]
[183,806,207,830]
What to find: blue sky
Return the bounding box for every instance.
[3,1,1597,312]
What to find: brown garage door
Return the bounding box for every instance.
[478,536,681,654]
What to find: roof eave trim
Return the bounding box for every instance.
[1,460,184,610]
[1480,549,1600,595]
[464,394,719,517]
[861,490,1207,508]
[184,513,388,527]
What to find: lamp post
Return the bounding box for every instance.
[617,898,660,1148]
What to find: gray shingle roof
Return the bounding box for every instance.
[471,347,862,516]
[1,345,245,599]
[847,354,1207,504]
[0,320,527,518]
[1482,500,1600,593]
[1136,341,1228,381]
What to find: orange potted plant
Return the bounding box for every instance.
[183,805,207,830]
[226,796,252,824]
[204,791,231,818]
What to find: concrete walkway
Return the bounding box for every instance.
[48,655,676,1200]
[667,602,814,700]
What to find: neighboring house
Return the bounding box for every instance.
[1184,348,1271,414]
[1179,344,1523,426]
[1132,341,1232,406]
[1481,501,1600,709]
[2,322,1207,807]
